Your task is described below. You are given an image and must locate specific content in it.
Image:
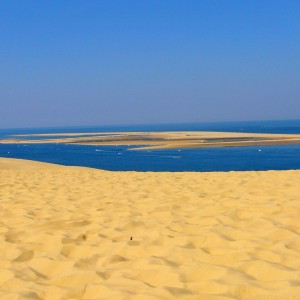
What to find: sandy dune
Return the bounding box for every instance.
[0,158,300,299]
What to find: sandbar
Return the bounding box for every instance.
[1,131,300,150]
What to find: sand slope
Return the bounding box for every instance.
[0,158,300,299]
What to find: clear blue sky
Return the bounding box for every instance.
[1,0,299,128]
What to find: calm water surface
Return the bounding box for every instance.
[0,120,299,172]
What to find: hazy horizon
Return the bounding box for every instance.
[1,118,299,131]
[1,1,299,128]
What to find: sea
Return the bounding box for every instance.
[0,119,300,172]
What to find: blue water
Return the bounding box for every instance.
[0,120,300,172]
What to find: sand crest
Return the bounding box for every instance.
[0,158,300,299]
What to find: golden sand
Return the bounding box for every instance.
[1,158,300,299]
[1,131,300,150]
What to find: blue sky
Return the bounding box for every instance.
[1,0,299,128]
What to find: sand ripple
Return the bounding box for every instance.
[0,158,300,299]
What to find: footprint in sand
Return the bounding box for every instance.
[14,250,34,262]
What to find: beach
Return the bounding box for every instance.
[1,158,300,300]
[1,131,300,150]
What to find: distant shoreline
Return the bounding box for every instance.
[1,131,300,150]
